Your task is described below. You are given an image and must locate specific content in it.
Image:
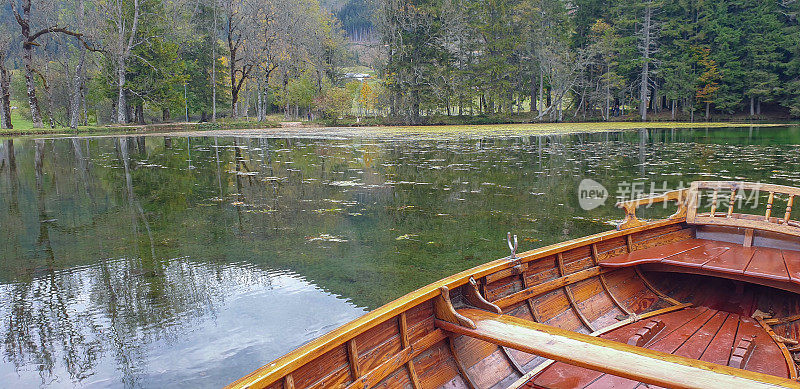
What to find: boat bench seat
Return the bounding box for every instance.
[435,308,800,388]
[599,238,800,290]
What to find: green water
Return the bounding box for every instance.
[1,126,799,387]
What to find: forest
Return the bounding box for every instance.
[0,0,351,130]
[1,0,799,130]
[381,0,800,123]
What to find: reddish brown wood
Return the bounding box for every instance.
[660,241,730,269]
[466,349,517,388]
[346,330,448,389]
[782,250,800,284]
[603,307,709,345]
[600,239,702,267]
[673,310,729,360]
[729,336,756,369]
[582,374,641,389]
[643,263,800,296]
[413,340,460,389]
[646,309,719,354]
[745,248,790,282]
[464,277,502,313]
[599,273,632,316]
[627,320,665,347]
[347,340,361,380]
[291,344,351,389]
[702,246,757,275]
[440,309,799,388]
[284,374,294,389]
[406,361,421,389]
[635,267,682,306]
[448,337,478,389]
[733,317,791,378]
[699,313,741,366]
[744,228,755,247]
[603,238,800,295]
[755,316,799,380]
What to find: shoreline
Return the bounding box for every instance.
[2,120,793,140]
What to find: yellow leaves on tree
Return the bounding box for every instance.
[359,81,373,110]
[694,47,721,104]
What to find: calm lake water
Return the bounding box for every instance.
[1,125,799,387]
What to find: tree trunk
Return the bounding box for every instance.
[15,0,44,128]
[671,100,676,121]
[117,55,127,123]
[23,48,44,128]
[750,96,755,116]
[81,83,88,125]
[257,86,263,121]
[757,98,761,115]
[231,78,238,118]
[538,68,544,116]
[44,62,55,128]
[69,47,86,130]
[0,60,11,130]
[546,86,551,108]
[136,103,145,124]
[705,102,710,120]
[211,0,217,122]
[263,85,269,121]
[639,3,654,122]
[531,71,537,114]
[67,0,87,130]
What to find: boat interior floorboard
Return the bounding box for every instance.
[529,306,788,388]
[520,272,799,388]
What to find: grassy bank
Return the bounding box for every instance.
[1,111,280,137]
[2,110,793,139]
[298,121,789,140]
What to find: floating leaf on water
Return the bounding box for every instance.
[244,209,276,214]
[313,208,344,214]
[306,234,349,243]
[329,180,362,187]
[396,234,419,241]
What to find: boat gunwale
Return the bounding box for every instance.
[226,218,685,389]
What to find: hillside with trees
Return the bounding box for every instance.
[1,0,799,130]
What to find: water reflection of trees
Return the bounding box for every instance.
[0,137,284,386]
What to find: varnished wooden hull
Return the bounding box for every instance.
[229,181,800,389]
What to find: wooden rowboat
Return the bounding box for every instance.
[228,181,800,389]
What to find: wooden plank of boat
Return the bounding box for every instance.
[600,239,704,267]
[505,303,692,389]
[702,245,758,275]
[599,238,800,295]
[436,308,800,389]
[745,247,791,282]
